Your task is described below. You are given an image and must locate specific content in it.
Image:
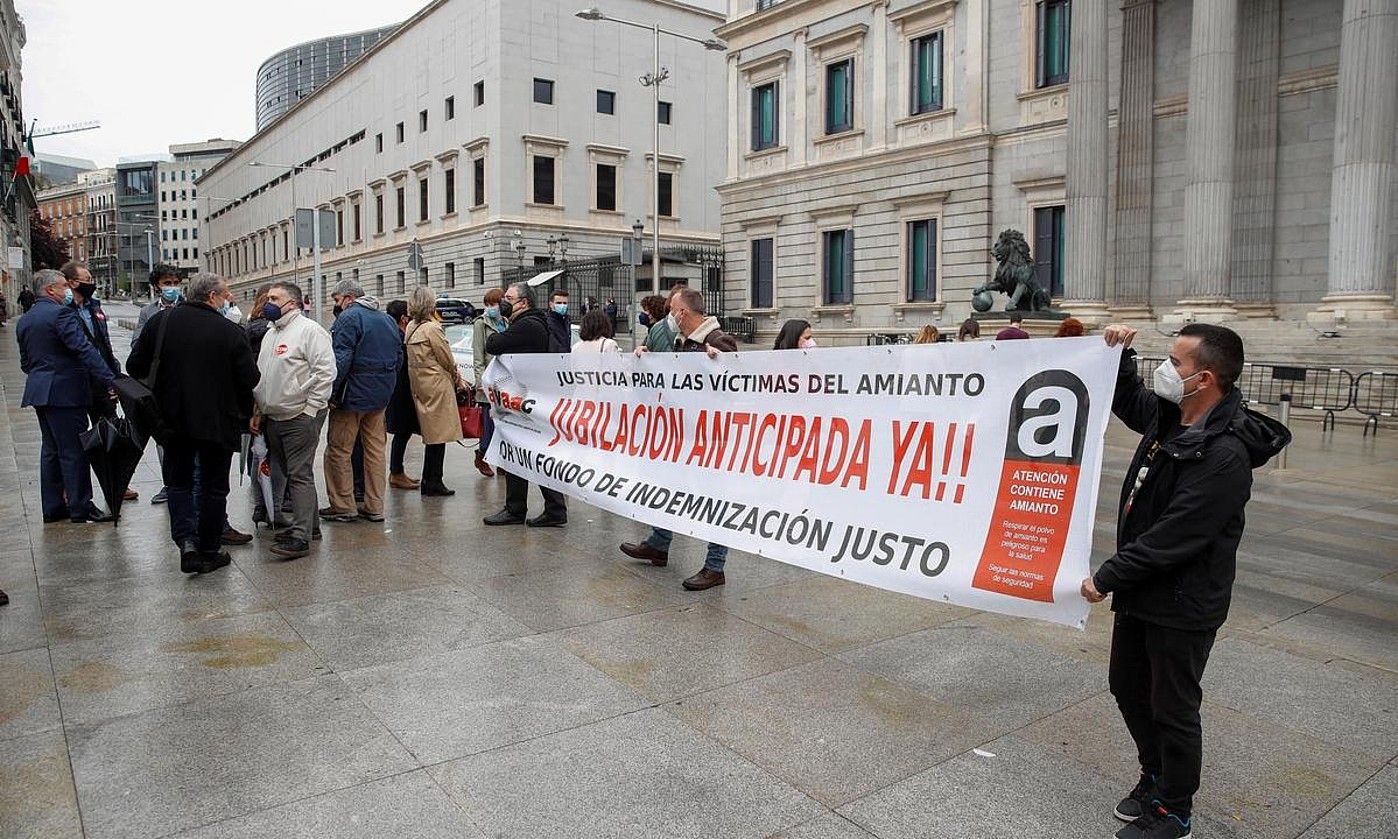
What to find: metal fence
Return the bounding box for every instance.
[1133,355,1391,433]
[1353,371,1398,436]
[501,244,726,332]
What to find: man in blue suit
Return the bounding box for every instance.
[16,269,117,523]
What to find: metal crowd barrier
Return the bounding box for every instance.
[867,333,915,346]
[1353,371,1398,437]
[1235,363,1355,430]
[721,316,756,344]
[1133,356,1365,433]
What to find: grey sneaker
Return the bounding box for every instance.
[1115,774,1158,822]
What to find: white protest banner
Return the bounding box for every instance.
[482,337,1122,627]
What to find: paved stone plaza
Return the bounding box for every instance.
[1,318,1394,839]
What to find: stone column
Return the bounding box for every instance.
[727,54,740,182]
[871,0,889,150]
[1112,0,1156,320]
[1176,0,1239,320]
[963,0,988,133]
[1231,0,1281,318]
[791,28,809,166]
[1313,0,1398,322]
[1062,0,1111,324]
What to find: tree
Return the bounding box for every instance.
[30,209,70,270]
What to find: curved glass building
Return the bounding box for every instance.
[255,25,399,131]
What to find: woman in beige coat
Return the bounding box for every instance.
[405,286,464,496]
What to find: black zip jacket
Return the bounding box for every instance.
[1092,349,1290,631]
[485,307,553,356]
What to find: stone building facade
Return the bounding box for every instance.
[717,0,1397,344]
[0,0,31,302]
[202,0,727,315]
[36,180,87,262]
[156,140,240,274]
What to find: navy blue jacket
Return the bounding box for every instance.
[16,296,116,408]
[330,298,402,412]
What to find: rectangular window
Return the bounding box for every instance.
[444,169,456,214]
[474,80,484,106]
[395,186,405,228]
[376,133,383,153]
[375,194,384,234]
[336,209,344,246]
[445,262,456,288]
[1033,205,1066,298]
[533,78,554,104]
[596,89,615,114]
[419,267,428,284]
[353,203,362,240]
[911,32,944,115]
[658,101,672,124]
[822,229,854,304]
[825,59,854,134]
[658,172,673,218]
[474,257,485,285]
[751,81,780,151]
[418,177,429,222]
[1036,0,1071,87]
[533,156,555,205]
[419,109,428,132]
[397,271,406,293]
[445,96,455,120]
[907,219,938,301]
[473,157,486,206]
[596,163,617,211]
[396,122,404,143]
[750,238,774,308]
[376,274,385,295]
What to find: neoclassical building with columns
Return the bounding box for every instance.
[716,0,1397,342]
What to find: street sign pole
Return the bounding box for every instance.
[312,210,323,325]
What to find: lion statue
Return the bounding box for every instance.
[971,229,1054,313]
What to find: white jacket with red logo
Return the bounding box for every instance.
[254,309,336,421]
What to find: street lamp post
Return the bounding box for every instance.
[575,8,724,299]
[248,161,335,321]
[512,229,526,270]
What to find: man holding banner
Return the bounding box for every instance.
[1083,324,1289,839]
[620,287,738,591]
[483,282,568,528]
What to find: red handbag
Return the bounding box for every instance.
[459,403,484,439]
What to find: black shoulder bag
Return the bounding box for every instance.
[114,311,173,444]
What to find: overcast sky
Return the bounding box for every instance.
[18,0,430,167]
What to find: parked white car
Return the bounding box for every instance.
[446,321,581,386]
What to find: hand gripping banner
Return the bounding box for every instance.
[482,338,1121,627]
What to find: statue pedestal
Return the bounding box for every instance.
[971,310,1069,337]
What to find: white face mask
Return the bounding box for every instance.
[1152,359,1202,404]
[665,313,678,332]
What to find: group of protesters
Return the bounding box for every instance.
[5,258,1293,839]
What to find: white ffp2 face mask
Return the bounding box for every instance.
[1152,360,1201,404]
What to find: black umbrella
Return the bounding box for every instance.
[80,416,149,527]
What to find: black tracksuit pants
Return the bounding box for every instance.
[1108,612,1217,817]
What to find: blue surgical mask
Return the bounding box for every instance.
[218,300,232,316]
[62,288,74,306]
[484,305,499,319]
[160,287,181,303]
[638,312,652,328]
[263,302,286,322]
[552,303,568,316]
